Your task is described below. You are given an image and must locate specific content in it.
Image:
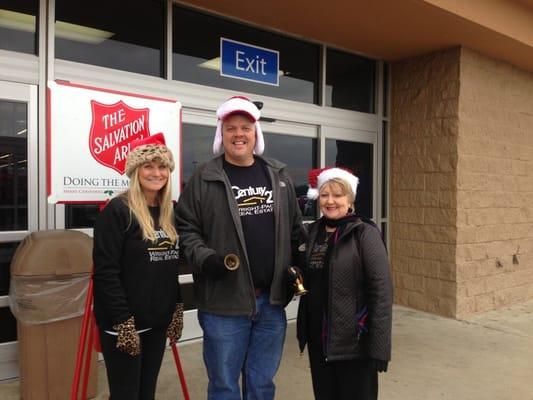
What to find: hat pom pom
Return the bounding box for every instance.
[307,187,319,200]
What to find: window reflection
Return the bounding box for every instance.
[0,307,16,343]
[383,62,390,117]
[0,242,18,296]
[0,242,18,341]
[262,133,317,219]
[382,121,388,218]
[181,123,213,188]
[0,0,38,54]
[381,223,387,245]
[65,204,99,229]
[0,100,28,231]
[326,139,373,218]
[173,5,319,104]
[0,242,18,342]
[326,48,376,113]
[181,123,318,218]
[55,0,165,77]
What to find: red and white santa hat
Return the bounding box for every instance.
[212,96,264,155]
[307,167,359,200]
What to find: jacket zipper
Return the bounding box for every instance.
[220,172,257,315]
[326,242,333,363]
[324,223,361,362]
[267,167,280,305]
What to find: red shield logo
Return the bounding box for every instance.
[89,100,151,174]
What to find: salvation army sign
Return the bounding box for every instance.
[48,81,181,203]
[89,100,150,174]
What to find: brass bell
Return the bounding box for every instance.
[224,253,240,271]
[288,267,308,296]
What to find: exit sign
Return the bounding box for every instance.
[220,38,279,86]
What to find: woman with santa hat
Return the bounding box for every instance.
[296,167,393,400]
[93,133,183,400]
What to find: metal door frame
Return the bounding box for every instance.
[0,80,38,380]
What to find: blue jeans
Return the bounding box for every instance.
[198,293,287,400]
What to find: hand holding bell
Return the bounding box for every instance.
[224,253,240,271]
[288,266,308,296]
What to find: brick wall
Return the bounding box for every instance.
[390,47,460,317]
[455,48,533,317]
[391,47,533,318]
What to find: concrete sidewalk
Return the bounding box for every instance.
[1,301,532,399]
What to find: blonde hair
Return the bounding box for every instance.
[120,163,178,243]
[320,178,356,206]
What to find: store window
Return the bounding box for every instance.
[326,48,376,113]
[0,0,38,55]
[65,204,99,229]
[0,242,18,343]
[326,139,373,218]
[383,62,389,117]
[382,120,388,218]
[0,307,16,342]
[55,0,165,77]
[173,5,320,104]
[0,100,28,231]
[182,123,317,218]
[181,123,213,188]
[381,63,390,244]
[0,242,17,297]
[263,133,317,219]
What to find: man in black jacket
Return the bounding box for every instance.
[176,96,304,400]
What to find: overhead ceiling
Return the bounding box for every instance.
[177,0,533,72]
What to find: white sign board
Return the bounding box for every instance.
[47,81,181,203]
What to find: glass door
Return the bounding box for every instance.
[322,126,378,220]
[0,80,38,380]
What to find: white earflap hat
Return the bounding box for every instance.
[212,96,264,155]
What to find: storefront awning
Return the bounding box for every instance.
[179,0,533,72]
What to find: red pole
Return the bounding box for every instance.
[72,203,106,400]
[70,278,93,400]
[80,310,95,400]
[171,343,190,400]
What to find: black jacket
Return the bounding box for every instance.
[297,217,393,362]
[176,155,305,315]
[93,197,181,330]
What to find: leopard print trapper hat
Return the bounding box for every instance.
[125,132,175,178]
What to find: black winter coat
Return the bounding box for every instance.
[176,155,304,315]
[93,197,181,330]
[296,217,393,362]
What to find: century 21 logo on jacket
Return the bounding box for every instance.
[147,229,179,262]
[232,185,274,217]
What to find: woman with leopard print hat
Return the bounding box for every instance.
[93,132,183,400]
